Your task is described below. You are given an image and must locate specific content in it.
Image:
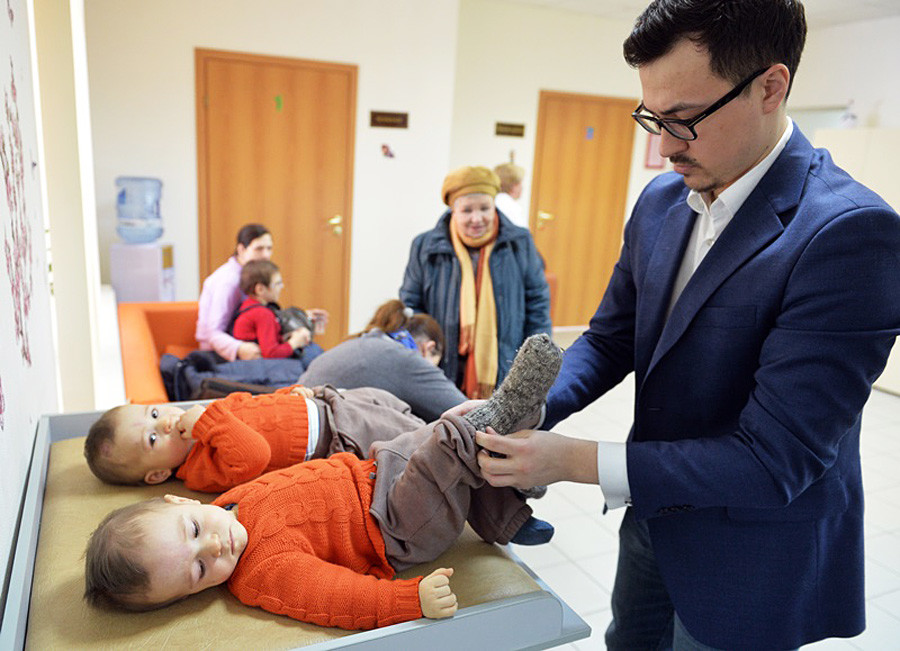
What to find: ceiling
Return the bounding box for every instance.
[505,0,900,29]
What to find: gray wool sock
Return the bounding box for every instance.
[464,333,563,436]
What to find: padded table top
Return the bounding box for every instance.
[25,436,541,649]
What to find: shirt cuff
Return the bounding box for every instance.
[536,403,547,428]
[596,441,631,511]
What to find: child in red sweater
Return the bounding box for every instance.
[232,259,313,358]
[84,384,425,493]
[84,335,562,629]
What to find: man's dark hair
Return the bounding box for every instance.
[623,0,807,96]
[234,223,270,253]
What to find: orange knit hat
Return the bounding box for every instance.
[441,166,501,206]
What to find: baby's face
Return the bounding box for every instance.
[140,496,248,605]
[113,404,194,477]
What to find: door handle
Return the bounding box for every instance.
[537,210,555,229]
[328,215,343,236]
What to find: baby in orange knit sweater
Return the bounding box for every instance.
[84,384,426,492]
[84,335,563,630]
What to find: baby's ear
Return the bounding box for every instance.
[144,468,172,485]
[164,494,201,505]
[99,439,116,459]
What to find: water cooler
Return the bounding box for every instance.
[109,177,175,302]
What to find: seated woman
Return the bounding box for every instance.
[400,166,551,398]
[195,223,328,361]
[299,299,467,422]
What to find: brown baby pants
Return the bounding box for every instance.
[310,385,425,460]
[368,414,532,571]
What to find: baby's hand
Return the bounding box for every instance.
[289,385,315,399]
[441,400,485,419]
[418,568,457,619]
[177,405,206,439]
[287,327,311,350]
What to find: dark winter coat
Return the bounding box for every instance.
[399,209,551,387]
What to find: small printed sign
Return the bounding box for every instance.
[371,111,408,128]
[495,122,525,137]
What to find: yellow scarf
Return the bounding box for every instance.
[450,217,499,398]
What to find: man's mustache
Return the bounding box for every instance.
[669,154,700,166]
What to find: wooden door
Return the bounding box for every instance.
[196,49,356,349]
[530,91,636,328]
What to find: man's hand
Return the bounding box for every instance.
[419,568,457,619]
[441,400,485,419]
[237,342,262,360]
[289,385,315,399]
[475,427,599,487]
[177,405,206,440]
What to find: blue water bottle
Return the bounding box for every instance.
[115,176,163,244]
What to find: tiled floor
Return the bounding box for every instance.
[512,331,900,650]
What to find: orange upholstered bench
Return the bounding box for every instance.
[117,301,199,404]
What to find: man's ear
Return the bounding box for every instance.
[163,494,201,505]
[761,64,790,114]
[424,340,437,356]
[143,468,172,485]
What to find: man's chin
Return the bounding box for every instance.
[680,174,719,195]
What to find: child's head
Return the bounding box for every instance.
[84,495,247,610]
[362,299,445,366]
[84,404,193,485]
[240,259,283,304]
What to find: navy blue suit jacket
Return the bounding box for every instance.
[545,127,900,649]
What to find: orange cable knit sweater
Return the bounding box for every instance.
[176,387,310,492]
[213,454,423,630]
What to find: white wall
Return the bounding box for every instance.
[33,0,103,412]
[82,1,900,330]
[85,0,459,332]
[451,0,646,221]
[790,16,900,129]
[1,0,59,603]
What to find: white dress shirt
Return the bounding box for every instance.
[594,118,794,510]
[495,192,528,228]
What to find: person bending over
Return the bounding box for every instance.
[84,335,562,630]
[299,299,467,421]
[84,384,425,493]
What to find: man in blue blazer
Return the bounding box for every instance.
[472,1,900,649]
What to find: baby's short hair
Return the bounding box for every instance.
[84,497,175,611]
[84,405,142,485]
[240,259,280,296]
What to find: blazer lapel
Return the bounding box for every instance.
[635,201,696,377]
[645,127,813,377]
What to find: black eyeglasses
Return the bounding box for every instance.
[632,67,770,141]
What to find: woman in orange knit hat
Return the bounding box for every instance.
[400,166,551,398]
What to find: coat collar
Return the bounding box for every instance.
[643,128,815,377]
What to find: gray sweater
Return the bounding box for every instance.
[298,331,467,422]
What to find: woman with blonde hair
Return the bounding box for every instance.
[493,163,528,228]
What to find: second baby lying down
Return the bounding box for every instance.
[84,385,425,492]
